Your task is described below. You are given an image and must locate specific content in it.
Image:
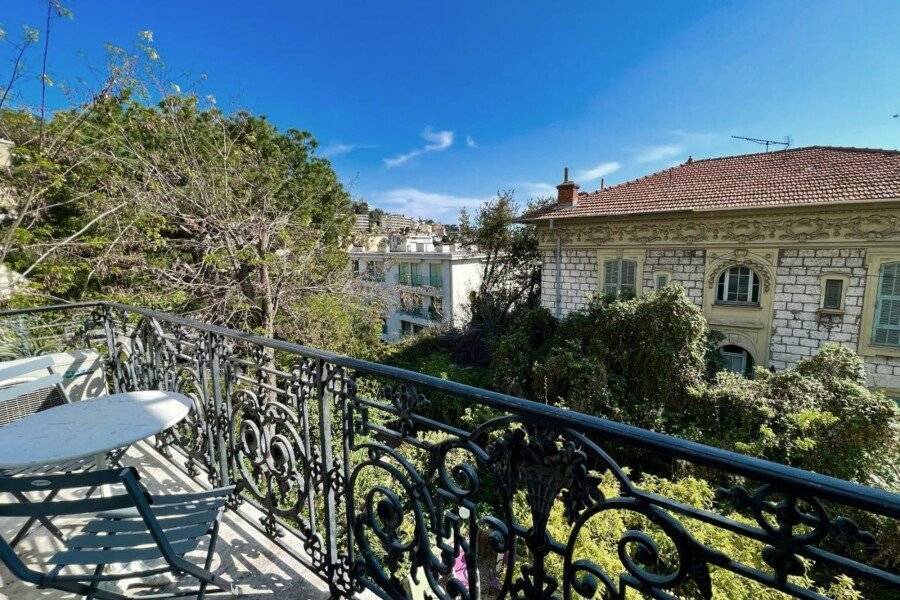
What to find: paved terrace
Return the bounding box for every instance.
[0,442,330,599]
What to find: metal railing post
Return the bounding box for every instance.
[208,333,230,486]
[317,360,340,597]
[101,305,122,394]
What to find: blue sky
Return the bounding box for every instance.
[3,1,899,222]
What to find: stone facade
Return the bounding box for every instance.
[865,355,900,393]
[540,248,597,317]
[538,240,900,393]
[642,249,705,305]
[769,248,866,367]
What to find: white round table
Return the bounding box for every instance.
[0,390,194,471]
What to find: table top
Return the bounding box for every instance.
[0,391,193,470]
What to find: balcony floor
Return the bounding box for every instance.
[0,442,331,599]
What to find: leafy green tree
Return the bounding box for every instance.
[448,192,542,365]
[1,29,379,353]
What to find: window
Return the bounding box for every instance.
[716,266,760,305]
[719,345,754,377]
[351,260,360,275]
[428,263,443,288]
[654,271,670,289]
[821,278,844,311]
[603,259,637,297]
[415,243,425,252]
[873,262,900,347]
[398,262,421,285]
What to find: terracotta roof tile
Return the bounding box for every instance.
[523,146,900,221]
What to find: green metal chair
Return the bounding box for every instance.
[0,467,237,599]
[0,355,124,547]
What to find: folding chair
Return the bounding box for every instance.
[0,356,124,547]
[0,467,237,599]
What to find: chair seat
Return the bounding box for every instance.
[49,487,231,568]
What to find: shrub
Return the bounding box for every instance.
[692,343,900,487]
[491,285,711,434]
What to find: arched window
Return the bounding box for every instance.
[716,265,760,305]
[873,261,900,347]
[719,344,754,377]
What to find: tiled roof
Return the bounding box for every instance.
[523,146,900,221]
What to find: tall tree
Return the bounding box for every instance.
[460,191,542,313]
[0,26,381,352]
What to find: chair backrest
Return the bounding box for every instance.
[0,356,67,426]
[0,469,136,519]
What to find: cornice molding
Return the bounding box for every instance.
[537,209,900,248]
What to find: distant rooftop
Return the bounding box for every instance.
[523,146,900,221]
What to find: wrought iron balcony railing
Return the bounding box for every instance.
[0,301,897,600]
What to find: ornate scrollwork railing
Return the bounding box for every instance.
[0,301,896,600]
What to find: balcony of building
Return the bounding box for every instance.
[0,302,896,600]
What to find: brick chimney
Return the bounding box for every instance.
[556,167,580,206]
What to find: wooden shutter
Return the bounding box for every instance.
[874,262,900,346]
[621,260,636,295]
[823,279,843,310]
[604,260,619,295]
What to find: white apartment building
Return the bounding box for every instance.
[349,234,486,341]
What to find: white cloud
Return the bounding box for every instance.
[372,187,487,222]
[384,127,455,168]
[635,144,683,164]
[575,161,621,182]
[465,134,477,148]
[320,142,376,158]
[669,130,721,145]
[517,181,557,199]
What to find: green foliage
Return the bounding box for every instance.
[379,330,495,425]
[291,293,383,358]
[491,285,709,434]
[454,192,542,365]
[532,471,861,600]
[1,88,376,346]
[693,344,900,487]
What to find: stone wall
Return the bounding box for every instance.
[864,355,900,394]
[768,248,900,391]
[540,243,900,392]
[642,249,706,305]
[540,248,597,317]
[770,248,865,369]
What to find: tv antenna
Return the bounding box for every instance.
[731,135,791,152]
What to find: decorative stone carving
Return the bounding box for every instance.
[536,210,900,249]
[706,257,774,292]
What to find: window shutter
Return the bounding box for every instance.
[621,260,636,295]
[873,263,900,347]
[622,260,636,286]
[604,260,619,295]
[823,279,843,310]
